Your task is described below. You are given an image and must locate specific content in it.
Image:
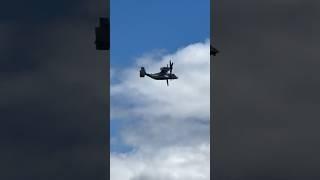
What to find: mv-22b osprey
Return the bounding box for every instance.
[140,60,178,86]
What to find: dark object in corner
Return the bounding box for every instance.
[210,45,219,56]
[95,17,110,50]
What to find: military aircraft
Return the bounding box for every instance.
[95,17,109,50]
[140,60,178,86]
[210,45,219,56]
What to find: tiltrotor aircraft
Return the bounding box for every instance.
[140,60,178,86]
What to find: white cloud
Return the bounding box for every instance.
[111,39,210,122]
[111,144,210,180]
[110,39,210,180]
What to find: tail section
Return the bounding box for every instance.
[140,67,146,77]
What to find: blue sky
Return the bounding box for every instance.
[110,0,209,68]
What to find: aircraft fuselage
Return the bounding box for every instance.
[146,73,178,80]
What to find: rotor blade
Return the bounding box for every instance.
[166,79,169,86]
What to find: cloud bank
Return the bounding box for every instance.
[110,39,210,180]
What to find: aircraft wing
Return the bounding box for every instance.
[160,69,168,74]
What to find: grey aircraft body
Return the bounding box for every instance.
[140,60,178,86]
